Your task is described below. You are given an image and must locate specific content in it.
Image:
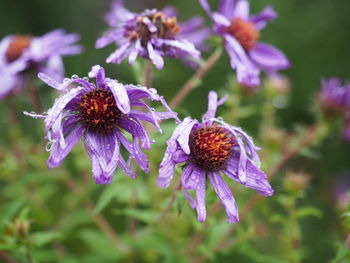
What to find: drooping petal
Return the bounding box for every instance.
[147,42,164,70]
[176,119,198,155]
[84,132,121,184]
[88,65,106,89]
[106,42,131,64]
[47,125,84,169]
[203,90,228,120]
[225,152,274,196]
[195,171,207,223]
[209,172,239,223]
[224,34,260,87]
[118,116,150,149]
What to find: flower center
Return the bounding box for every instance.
[5,36,32,63]
[227,18,260,51]
[131,12,180,44]
[79,88,122,133]
[189,124,235,171]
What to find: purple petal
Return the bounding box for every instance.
[199,0,213,16]
[176,119,198,155]
[224,34,260,87]
[249,6,277,30]
[183,189,197,209]
[158,39,201,58]
[88,65,107,89]
[118,116,150,149]
[195,171,207,223]
[47,125,83,168]
[161,6,177,17]
[250,42,290,71]
[45,87,85,130]
[147,42,164,70]
[84,132,121,183]
[225,152,274,196]
[128,39,141,65]
[212,12,231,27]
[96,30,124,49]
[105,79,130,114]
[118,154,137,179]
[233,0,250,20]
[132,139,150,173]
[181,164,194,189]
[219,0,236,18]
[106,42,131,64]
[209,172,239,223]
[203,90,224,120]
[182,165,203,190]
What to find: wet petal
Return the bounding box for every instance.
[209,172,239,223]
[196,171,207,223]
[105,78,131,114]
[147,42,164,70]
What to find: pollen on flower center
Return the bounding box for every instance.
[132,12,180,44]
[79,88,122,133]
[227,18,260,51]
[5,36,32,63]
[189,124,236,171]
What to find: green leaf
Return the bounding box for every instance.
[296,206,322,219]
[0,199,24,232]
[94,185,118,214]
[113,208,158,224]
[32,231,63,247]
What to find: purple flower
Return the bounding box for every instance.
[25,65,178,184]
[199,0,290,87]
[318,78,350,116]
[158,91,273,223]
[0,29,82,100]
[95,1,209,70]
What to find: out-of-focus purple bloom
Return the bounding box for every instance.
[158,91,273,223]
[96,1,210,70]
[0,29,82,100]
[199,0,290,87]
[318,78,350,116]
[25,65,178,184]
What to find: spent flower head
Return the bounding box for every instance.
[25,65,178,184]
[96,1,210,69]
[158,91,273,223]
[199,0,290,88]
[0,29,82,99]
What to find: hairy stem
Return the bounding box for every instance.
[170,48,222,108]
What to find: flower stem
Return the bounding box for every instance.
[170,48,222,109]
[28,79,43,113]
[143,60,154,88]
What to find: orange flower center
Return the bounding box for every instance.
[227,18,260,51]
[130,12,180,45]
[189,124,235,171]
[79,89,122,133]
[5,36,32,63]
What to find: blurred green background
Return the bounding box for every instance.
[1,0,350,262]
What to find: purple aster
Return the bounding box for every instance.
[95,1,209,69]
[0,29,82,100]
[199,0,290,87]
[25,65,178,184]
[318,78,350,116]
[158,91,273,223]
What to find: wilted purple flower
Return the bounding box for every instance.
[96,1,209,69]
[158,91,273,223]
[318,78,350,116]
[0,29,82,100]
[199,0,290,87]
[25,65,178,184]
